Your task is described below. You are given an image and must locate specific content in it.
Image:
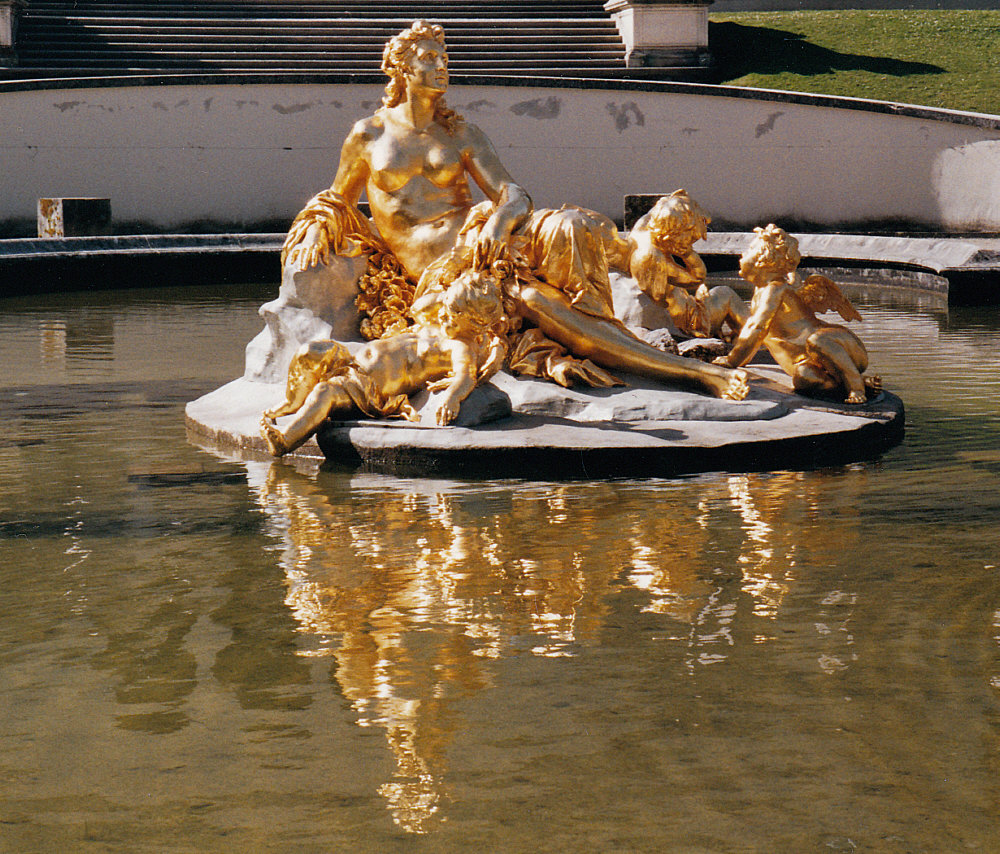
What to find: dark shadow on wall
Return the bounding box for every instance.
[709,21,945,80]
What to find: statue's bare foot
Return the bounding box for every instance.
[844,390,867,404]
[722,368,750,401]
[260,416,290,457]
[864,374,882,392]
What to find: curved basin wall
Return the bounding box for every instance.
[1,77,998,232]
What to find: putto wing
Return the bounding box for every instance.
[797,274,863,323]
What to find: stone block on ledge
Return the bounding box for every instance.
[37,198,112,238]
[604,0,712,69]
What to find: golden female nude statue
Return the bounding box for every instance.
[281,20,749,403]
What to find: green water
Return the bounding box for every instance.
[1,283,998,852]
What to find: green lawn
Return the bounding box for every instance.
[708,10,1000,116]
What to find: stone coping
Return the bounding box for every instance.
[0,232,283,259]
[0,231,996,302]
[701,232,1000,276]
[0,71,997,130]
[0,233,284,296]
[1,230,995,269]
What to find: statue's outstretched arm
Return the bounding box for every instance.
[434,338,479,426]
[720,284,783,367]
[675,249,708,288]
[460,123,533,265]
[331,120,372,205]
[628,236,698,303]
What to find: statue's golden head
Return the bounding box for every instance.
[739,224,801,283]
[646,190,710,254]
[381,20,460,132]
[441,269,505,336]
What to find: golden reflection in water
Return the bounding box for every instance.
[40,319,67,366]
[38,315,116,373]
[249,462,867,833]
[992,609,1000,692]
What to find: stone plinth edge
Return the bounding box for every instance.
[185,371,905,480]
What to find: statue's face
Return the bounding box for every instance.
[404,38,449,95]
[739,249,768,285]
[446,272,503,332]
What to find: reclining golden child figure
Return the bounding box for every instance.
[713,224,881,404]
[261,268,511,456]
[281,20,749,403]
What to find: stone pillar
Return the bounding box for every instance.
[604,0,712,69]
[0,0,24,66]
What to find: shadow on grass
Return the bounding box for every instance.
[709,21,945,80]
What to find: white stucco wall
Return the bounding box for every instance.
[1,79,998,231]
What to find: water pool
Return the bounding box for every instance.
[1,282,998,851]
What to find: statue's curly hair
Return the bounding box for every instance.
[646,189,710,252]
[381,20,462,134]
[741,224,801,275]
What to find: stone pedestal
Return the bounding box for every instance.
[604,0,712,69]
[37,198,113,238]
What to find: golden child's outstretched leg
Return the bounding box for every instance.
[804,328,870,403]
[519,281,750,400]
[696,284,748,340]
[261,380,357,456]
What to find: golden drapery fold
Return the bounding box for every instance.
[279,340,419,423]
[282,190,416,340]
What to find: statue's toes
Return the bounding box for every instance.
[724,369,750,401]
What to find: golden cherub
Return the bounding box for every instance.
[261,268,508,456]
[714,224,880,404]
[627,190,747,340]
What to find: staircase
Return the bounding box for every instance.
[5,0,655,81]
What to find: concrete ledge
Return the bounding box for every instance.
[0,234,283,295]
[0,72,998,131]
[3,231,995,303]
[695,232,1000,305]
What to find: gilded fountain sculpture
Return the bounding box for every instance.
[182,19,900,470]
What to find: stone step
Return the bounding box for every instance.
[21,25,621,43]
[1,65,699,80]
[11,0,636,79]
[13,57,627,69]
[21,34,623,46]
[22,10,612,22]
[19,46,624,59]
[21,1,608,14]
[22,28,620,41]
[22,1,608,7]
[23,17,616,29]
